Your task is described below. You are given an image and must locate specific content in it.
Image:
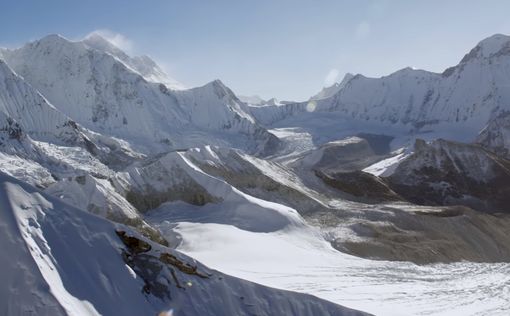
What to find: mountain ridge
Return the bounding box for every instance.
[1,34,280,155]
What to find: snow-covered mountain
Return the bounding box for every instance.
[1,34,279,155]
[0,59,81,145]
[238,94,267,105]
[83,32,185,90]
[0,53,146,168]
[250,34,510,146]
[2,31,510,315]
[310,73,354,101]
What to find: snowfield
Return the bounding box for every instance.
[160,220,510,316]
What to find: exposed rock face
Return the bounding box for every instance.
[184,146,330,216]
[294,136,386,172]
[476,111,510,159]
[387,139,510,213]
[114,230,369,316]
[117,230,209,298]
[332,205,510,264]
[315,170,402,203]
[283,135,399,204]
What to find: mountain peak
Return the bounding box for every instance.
[83,32,109,43]
[476,33,510,56]
[310,72,355,101]
[478,33,510,48]
[237,95,266,105]
[199,79,239,100]
[205,79,228,90]
[83,32,124,54]
[461,33,510,63]
[35,33,72,46]
[81,33,185,90]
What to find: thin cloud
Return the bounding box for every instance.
[355,21,371,39]
[86,29,134,53]
[324,68,340,87]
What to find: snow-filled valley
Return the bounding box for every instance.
[1,31,510,316]
[167,221,510,316]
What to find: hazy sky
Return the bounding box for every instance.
[2,0,510,101]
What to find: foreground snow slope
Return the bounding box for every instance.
[0,172,368,316]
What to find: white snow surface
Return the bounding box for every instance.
[248,34,510,150]
[237,95,266,105]
[45,174,140,220]
[83,32,185,90]
[363,150,409,177]
[127,149,305,232]
[1,34,276,154]
[153,218,510,316]
[310,73,354,101]
[0,172,367,316]
[143,144,510,316]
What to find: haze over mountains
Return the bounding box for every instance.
[1,32,510,315]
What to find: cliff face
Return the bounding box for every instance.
[477,111,510,159]
[387,139,510,213]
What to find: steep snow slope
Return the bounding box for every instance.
[0,57,142,167]
[0,98,141,222]
[0,135,142,223]
[237,94,266,105]
[2,34,279,155]
[83,32,185,90]
[120,149,305,232]
[45,174,139,221]
[0,172,368,316]
[0,108,111,180]
[310,73,354,101]
[170,145,331,217]
[0,59,81,144]
[362,150,408,177]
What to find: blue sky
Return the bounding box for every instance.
[1,0,510,100]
